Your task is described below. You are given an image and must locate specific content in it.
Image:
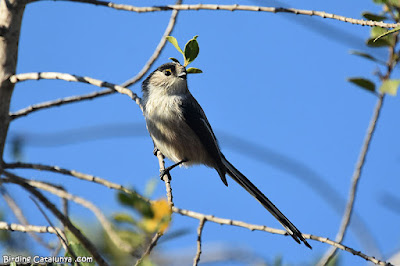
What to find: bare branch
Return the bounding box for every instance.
[32,1,399,29]
[318,94,386,266]
[173,207,287,235]
[0,221,63,236]
[3,164,390,264]
[29,196,72,259]
[0,185,54,250]
[4,161,150,203]
[193,218,206,266]
[121,0,181,88]
[156,151,174,206]
[135,232,163,266]
[172,207,392,266]
[2,171,137,255]
[10,3,181,120]
[306,233,392,266]
[9,89,114,120]
[0,172,109,266]
[318,32,398,266]
[9,72,143,109]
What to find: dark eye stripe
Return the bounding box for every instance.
[158,63,176,75]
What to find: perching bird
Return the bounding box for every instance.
[141,61,311,249]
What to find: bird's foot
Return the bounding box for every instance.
[159,159,187,180]
[153,147,160,156]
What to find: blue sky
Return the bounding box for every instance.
[3,0,400,265]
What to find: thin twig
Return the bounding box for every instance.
[31,1,400,28]
[9,72,143,109]
[0,185,54,250]
[2,166,390,264]
[1,171,136,255]
[29,196,72,260]
[318,94,386,266]
[0,172,109,266]
[156,151,174,206]
[193,218,206,266]
[121,0,181,88]
[0,221,63,236]
[318,31,397,266]
[10,3,180,120]
[4,161,150,203]
[9,90,115,120]
[135,232,163,266]
[172,207,392,266]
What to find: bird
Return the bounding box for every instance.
[141,61,311,249]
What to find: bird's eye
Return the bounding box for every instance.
[164,69,172,76]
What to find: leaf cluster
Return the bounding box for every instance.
[348,1,400,96]
[166,36,203,74]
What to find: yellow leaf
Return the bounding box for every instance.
[142,199,171,233]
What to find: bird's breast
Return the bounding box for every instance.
[144,95,212,166]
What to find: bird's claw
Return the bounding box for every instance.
[159,169,171,180]
[159,159,187,180]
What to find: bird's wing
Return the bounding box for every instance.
[180,95,228,186]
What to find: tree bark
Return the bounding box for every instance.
[0,0,25,166]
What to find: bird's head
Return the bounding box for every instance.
[142,62,188,96]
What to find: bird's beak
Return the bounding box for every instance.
[178,71,187,80]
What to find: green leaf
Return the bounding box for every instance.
[373,26,400,42]
[347,77,376,92]
[362,12,387,21]
[113,213,136,225]
[66,242,95,266]
[169,57,181,64]
[388,0,400,7]
[117,192,154,218]
[367,27,394,47]
[184,35,199,66]
[349,50,386,65]
[379,79,400,95]
[166,36,183,54]
[374,0,400,5]
[186,67,203,74]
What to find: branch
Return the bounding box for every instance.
[2,171,137,255]
[121,0,181,88]
[134,232,163,266]
[0,0,25,166]
[193,218,206,266]
[318,94,386,266]
[34,1,399,29]
[4,161,150,203]
[0,172,109,266]
[156,151,174,206]
[29,196,72,259]
[10,3,180,120]
[9,72,142,109]
[318,30,398,266]
[172,207,392,266]
[0,221,63,236]
[0,185,54,251]
[9,89,115,120]
[3,163,389,264]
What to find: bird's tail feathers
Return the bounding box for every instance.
[221,155,311,249]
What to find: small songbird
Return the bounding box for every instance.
[141,61,311,248]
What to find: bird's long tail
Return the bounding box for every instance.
[221,155,311,249]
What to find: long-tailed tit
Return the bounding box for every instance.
[141,62,311,248]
